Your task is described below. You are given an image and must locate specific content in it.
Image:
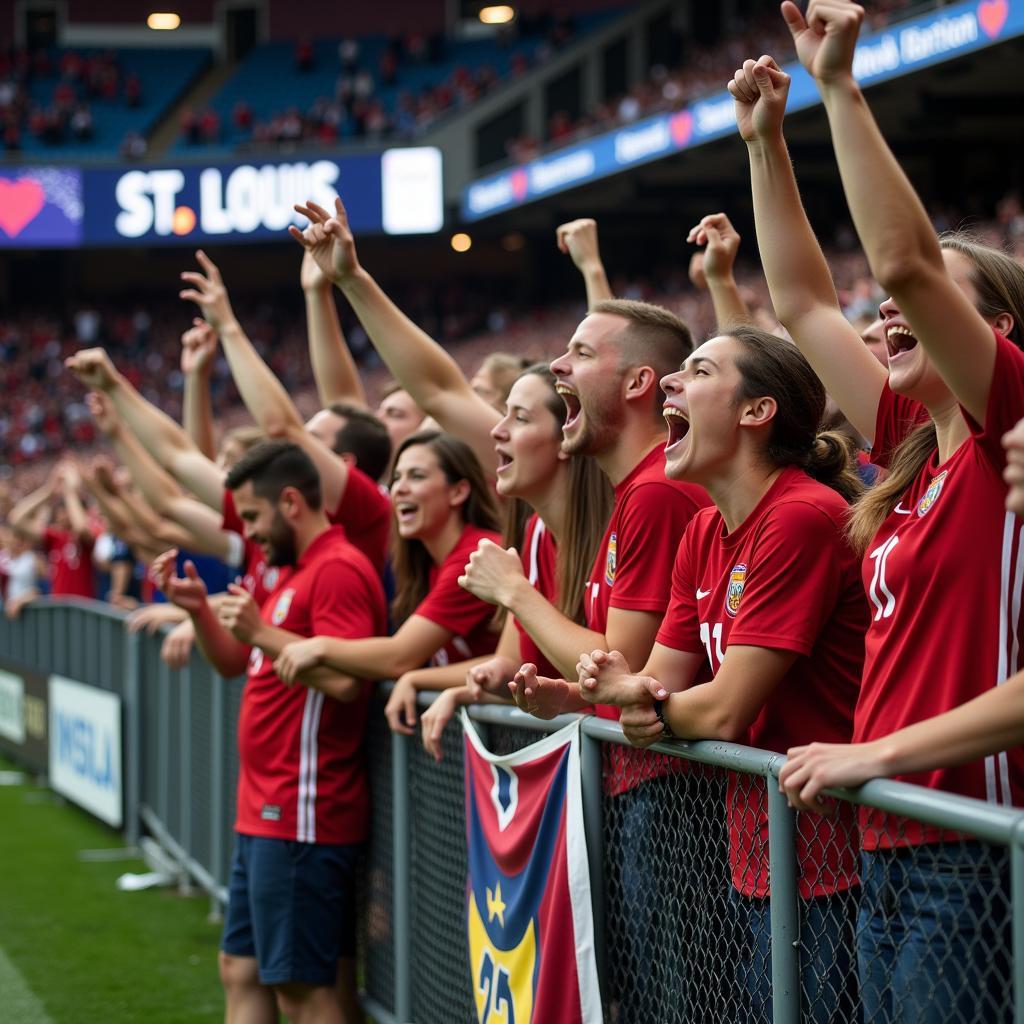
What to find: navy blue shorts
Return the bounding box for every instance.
[221,833,361,987]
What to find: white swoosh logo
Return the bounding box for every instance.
[894,503,912,515]
[696,588,712,599]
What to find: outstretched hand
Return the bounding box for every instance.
[508,663,572,720]
[686,212,742,285]
[577,648,664,707]
[153,552,209,615]
[728,54,791,143]
[179,250,238,333]
[781,0,864,85]
[180,318,219,375]
[65,347,119,392]
[290,197,361,285]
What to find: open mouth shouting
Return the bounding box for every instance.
[555,383,582,431]
[885,323,919,362]
[394,502,419,526]
[664,405,691,453]
[495,447,514,475]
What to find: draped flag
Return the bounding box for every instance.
[461,711,602,1024]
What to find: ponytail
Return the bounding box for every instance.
[804,431,864,504]
[847,422,936,553]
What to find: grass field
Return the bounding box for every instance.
[0,760,224,1023]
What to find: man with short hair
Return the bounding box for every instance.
[154,439,385,1024]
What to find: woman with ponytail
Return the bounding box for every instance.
[734,4,1024,1020]
[568,325,867,1022]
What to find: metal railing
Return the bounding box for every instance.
[1,599,1022,1023]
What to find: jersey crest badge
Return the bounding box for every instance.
[725,563,747,618]
[248,646,264,674]
[271,588,295,625]
[262,566,280,592]
[916,470,948,517]
[604,532,617,587]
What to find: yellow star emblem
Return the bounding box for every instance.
[486,882,507,927]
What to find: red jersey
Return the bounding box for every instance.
[584,445,711,795]
[513,514,560,679]
[416,524,501,666]
[235,526,387,845]
[43,527,94,598]
[221,489,288,606]
[327,465,392,576]
[657,467,865,898]
[855,331,1024,848]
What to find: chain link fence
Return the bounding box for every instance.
[1,601,1023,1023]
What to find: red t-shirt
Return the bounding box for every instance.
[416,523,501,666]
[221,489,288,605]
[43,527,94,598]
[855,331,1024,848]
[327,465,392,576]
[513,513,560,679]
[657,467,865,898]
[235,525,387,845]
[585,445,711,795]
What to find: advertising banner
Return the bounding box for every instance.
[48,675,122,828]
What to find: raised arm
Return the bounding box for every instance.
[81,463,161,557]
[291,199,501,476]
[180,319,219,460]
[87,392,240,563]
[65,347,224,510]
[556,218,614,310]
[733,51,886,440]
[8,473,58,543]
[784,0,997,423]
[57,461,94,545]
[686,212,754,329]
[180,250,352,513]
[301,250,367,408]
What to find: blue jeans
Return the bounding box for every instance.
[857,843,1012,1023]
[732,888,859,1024]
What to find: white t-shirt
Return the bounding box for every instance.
[5,551,40,603]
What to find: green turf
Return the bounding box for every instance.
[0,761,224,1023]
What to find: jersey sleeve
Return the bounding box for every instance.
[871,385,930,470]
[654,529,702,654]
[608,482,696,615]
[727,501,845,656]
[310,558,382,640]
[220,488,244,536]
[330,465,390,532]
[962,329,1024,468]
[414,556,493,637]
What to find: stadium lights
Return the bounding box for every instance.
[146,12,181,30]
[451,232,473,253]
[479,6,515,25]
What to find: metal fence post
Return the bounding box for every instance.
[123,627,141,846]
[210,667,225,914]
[179,664,192,864]
[766,773,800,1024]
[392,729,412,1023]
[1012,816,1024,1024]
[158,657,171,822]
[580,728,607,1000]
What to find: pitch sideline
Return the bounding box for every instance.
[0,943,55,1024]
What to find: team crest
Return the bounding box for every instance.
[262,566,280,592]
[605,532,617,586]
[916,470,948,517]
[248,646,264,674]
[725,563,747,618]
[271,588,295,625]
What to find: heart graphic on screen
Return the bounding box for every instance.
[670,111,694,148]
[0,178,46,237]
[978,0,1009,39]
[511,169,528,202]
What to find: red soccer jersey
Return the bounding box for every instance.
[656,467,865,898]
[585,445,711,795]
[235,525,387,845]
[221,488,288,605]
[43,527,94,598]
[513,513,560,679]
[855,331,1024,848]
[416,523,501,666]
[328,465,392,576]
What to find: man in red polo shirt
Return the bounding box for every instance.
[8,461,96,599]
[154,440,385,1024]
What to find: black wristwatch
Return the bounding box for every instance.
[653,699,675,739]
